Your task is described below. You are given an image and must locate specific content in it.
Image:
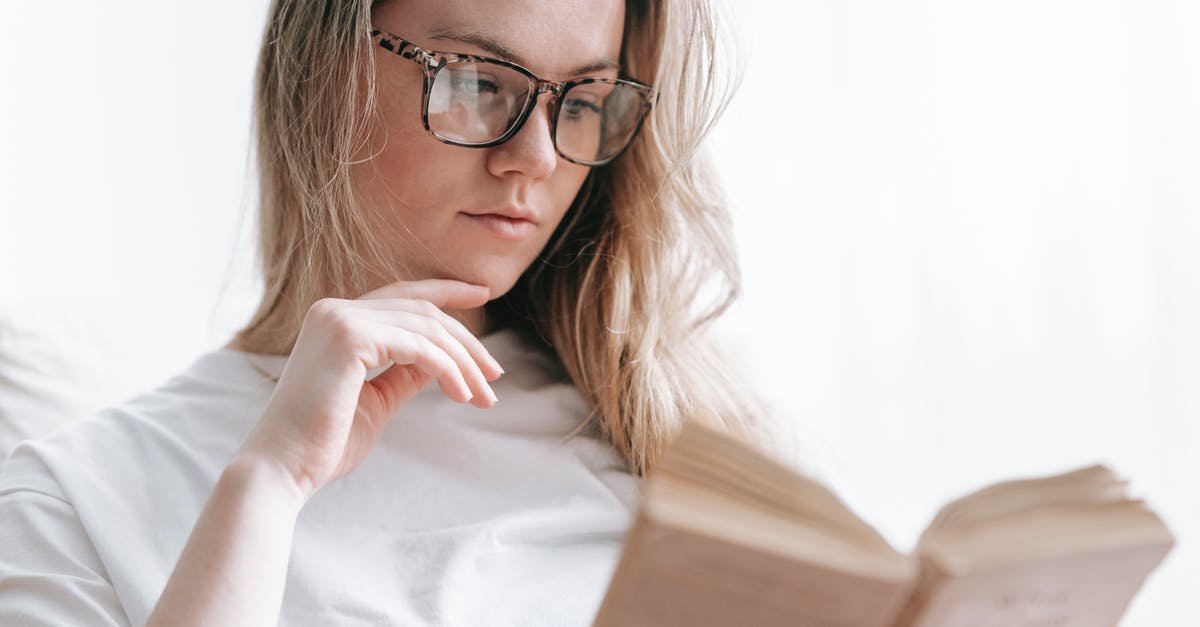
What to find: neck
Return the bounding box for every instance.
[447,305,494,337]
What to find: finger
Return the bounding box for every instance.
[363,365,434,418]
[363,310,497,408]
[376,324,474,404]
[425,307,505,381]
[350,299,504,380]
[359,279,491,310]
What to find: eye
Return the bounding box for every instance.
[441,64,501,97]
[562,94,602,119]
[446,68,502,95]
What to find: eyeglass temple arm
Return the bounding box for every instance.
[371,29,424,61]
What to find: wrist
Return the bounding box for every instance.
[224,451,313,513]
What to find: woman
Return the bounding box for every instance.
[0,0,787,624]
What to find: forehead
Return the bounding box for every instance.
[376,0,626,78]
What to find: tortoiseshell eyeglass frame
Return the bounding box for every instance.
[370,28,659,167]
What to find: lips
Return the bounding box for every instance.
[460,209,539,240]
[463,205,539,225]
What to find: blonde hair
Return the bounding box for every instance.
[233,0,783,476]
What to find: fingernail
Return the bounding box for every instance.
[487,387,498,404]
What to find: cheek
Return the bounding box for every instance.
[355,81,472,210]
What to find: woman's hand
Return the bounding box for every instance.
[148,279,503,626]
[237,278,505,502]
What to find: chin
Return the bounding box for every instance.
[449,264,527,301]
[485,274,526,301]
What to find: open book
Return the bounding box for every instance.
[592,419,1175,627]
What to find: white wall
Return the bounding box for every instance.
[2,2,1196,624]
[0,1,268,336]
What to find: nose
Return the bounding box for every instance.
[484,93,559,181]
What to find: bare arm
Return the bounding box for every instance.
[145,455,305,626]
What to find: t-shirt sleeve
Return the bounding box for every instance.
[0,457,132,627]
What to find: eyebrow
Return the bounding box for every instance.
[426,27,620,77]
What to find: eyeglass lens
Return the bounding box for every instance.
[427,61,646,164]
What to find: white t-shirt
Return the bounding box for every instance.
[0,327,641,626]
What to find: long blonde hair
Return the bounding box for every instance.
[232,0,782,476]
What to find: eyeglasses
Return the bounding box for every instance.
[370,28,658,167]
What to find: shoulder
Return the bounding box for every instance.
[0,346,274,523]
[0,348,276,625]
[0,442,133,626]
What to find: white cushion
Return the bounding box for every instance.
[0,293,252,463]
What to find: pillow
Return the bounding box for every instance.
[0,293,252,463]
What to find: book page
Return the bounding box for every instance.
[896,542,1174,627]
[594,516,914,627]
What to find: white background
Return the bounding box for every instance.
[2,2,1196,625]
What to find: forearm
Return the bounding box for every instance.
[146,454,307,627]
